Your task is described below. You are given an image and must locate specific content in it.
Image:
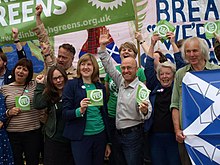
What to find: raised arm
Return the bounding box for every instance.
[12,27,26,59]
[148,33,161,59]
[166,32,186,70]
[33,4,55,69]
[98,28,122,87]
[35,4,43,26]
[135,31,149,55]
[33,74,48,110]
[167,31,179,53]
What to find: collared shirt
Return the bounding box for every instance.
[170,61,220,128]
[99,50,152,129]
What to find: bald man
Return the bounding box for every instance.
[98,30,152,165]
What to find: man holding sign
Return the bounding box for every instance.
[170,37,220,165]
[98,28,152,165]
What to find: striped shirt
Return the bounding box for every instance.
[1,81,42,132]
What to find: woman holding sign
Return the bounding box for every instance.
[34,65,74,165]
[136,32,181,165]
[1,58,42,165]
[62,53,111,165]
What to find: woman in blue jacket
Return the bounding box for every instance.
[62,53,111,165]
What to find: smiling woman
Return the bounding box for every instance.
[1,58,44,165]
[62,53,111,165]
[33,65,74,165]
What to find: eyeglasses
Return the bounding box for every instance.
[53,75,64,81]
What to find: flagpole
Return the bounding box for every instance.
[133,0,141,68]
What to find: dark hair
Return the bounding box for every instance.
[0,51,7,63]
[76,53,99,83]
[43,65,68,103]
[154,51,167,63]
[59,43,76,57]
[12,58,33,85]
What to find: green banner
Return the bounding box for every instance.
[0,0,135,44]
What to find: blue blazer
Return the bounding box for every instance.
[62,78,110,141]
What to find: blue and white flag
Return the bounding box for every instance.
[182,70,220,165]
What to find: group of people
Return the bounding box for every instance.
[1,4,220,165]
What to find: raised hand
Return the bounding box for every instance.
[99,27,111,46]
[36,74,45,84]
[35,4,43,16]
[167,31,175,43]
[12,27,19,41]
[151,33,161,46]
[135,31,144,42]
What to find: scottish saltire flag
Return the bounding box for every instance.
[79,27,121,64]
[105,41,121,64]
[182,70,220,165]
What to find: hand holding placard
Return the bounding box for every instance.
[87,89,103,106]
